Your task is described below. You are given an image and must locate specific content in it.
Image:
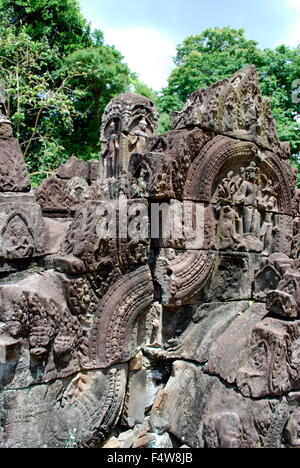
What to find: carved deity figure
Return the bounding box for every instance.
[0,159,16,191]
[260,196,277,255]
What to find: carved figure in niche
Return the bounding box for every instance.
[213,168,245,204]
[223,96,237,132]
[235,162,259,228]
[284,409,300,447]
[234,162,262,251]
[213,162,279,253]
[145,302,162,347]
[243,81,261,134]
[216,205,246,251]
[217,171,235,201]
[128,118,148,155]
[2,215,35,258]
[103,120,120,179]
[259,177,278,206]
[292,218,300,259]
[233,167,246,191]
[68,178,91,205]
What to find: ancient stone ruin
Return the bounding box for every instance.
[0,66,299,448]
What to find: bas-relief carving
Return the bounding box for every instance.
[99,93,158,183]
[0,69,299,448]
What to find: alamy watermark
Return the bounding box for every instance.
[94,197,205,250]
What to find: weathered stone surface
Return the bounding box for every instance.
[35,176,92,216]
[266,259,300,318]
[170,66,281,154]
[0,271,83,388]
[164,302,250,363]
[236,317,300,397]
[150,360,289,448]
[129,128,214,200]
[205,252,261,301]
[59,199,149,274]
[0,202,48,259]
[0,366,127,448]
[43,217,72,255]
[129,351,143,371]
[99,93,158,183]
[86,265,154,369]
[101,435,120,448]
[0,66,298,449]
[154,249,216,306]
[207,303,268,384]
[56,156,89,180]
[155,200,215,250]
[254,253,293,300]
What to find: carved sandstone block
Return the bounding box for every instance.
[207,303,268,384]
[0,366,127,448]
[0,201,47,259]
[0,137,30,192]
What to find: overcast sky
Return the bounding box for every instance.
[79,0,300,91]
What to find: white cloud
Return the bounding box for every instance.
[101,26,176,90]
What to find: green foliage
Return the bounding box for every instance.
[0,0,92,53]
[160,27,300,173]
[160,28,264,112]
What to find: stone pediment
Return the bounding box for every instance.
[170,66,281,155]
